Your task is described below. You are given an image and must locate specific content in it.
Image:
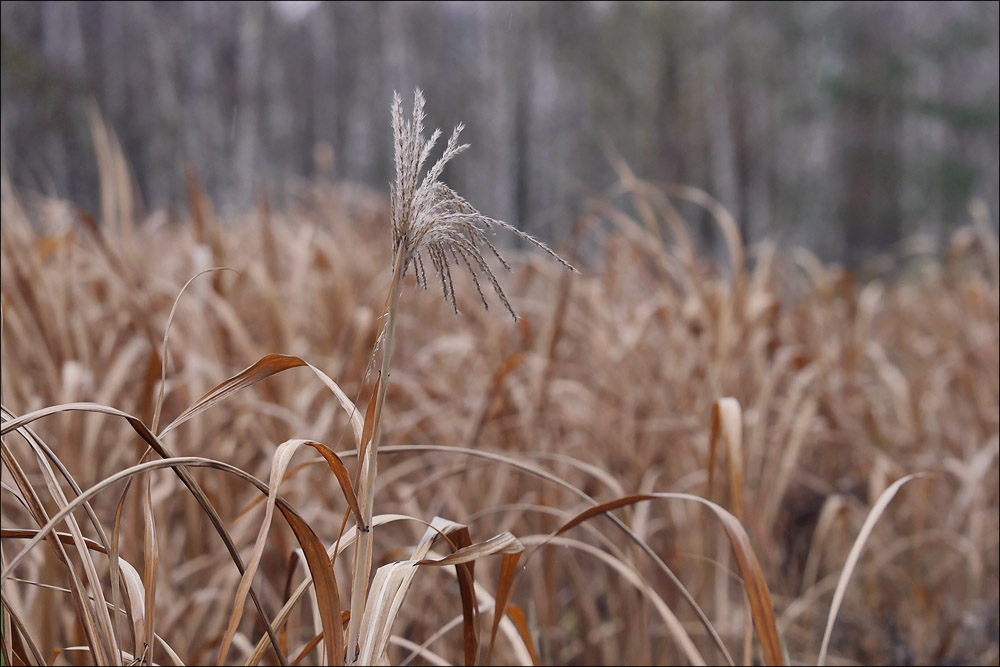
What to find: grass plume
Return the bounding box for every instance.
[390,89,575,318]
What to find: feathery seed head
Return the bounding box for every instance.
[390,89,575,318]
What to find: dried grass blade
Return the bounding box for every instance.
[118,560,147,659]
[554,492,783,666]
[355,563,418,665]
[141,469,158,666]
[0,529,147,654]
[2,408,122,658]
[444,526,477,667]
[415,532,523,568]
[357,526,523,666]
[519,534,703,666]
[151,267,237,433]
[416,530,525,666]
[762,398,816,526]
[355,517,467,665]
[1,453,342,666]
[386,636,450,666]
[709,398,744,521]
[0,439,111,664]
[158,354,362,448]
[358,376,381,471]
[1,593,44,666]
[273,502,345,667]
[500,604,537,667]
[218,439,343,665]
[661,183,744,280]
[159,354,305,436]
[308,443,366,529]
[111,476,135,654]
[800,494,850,591]
[245,514,416,667]
[0,459,210,583]
[0,407,113,555]
[816,473,927,666]
[484,552,522,667]
[1,407,290,666]
[291,632,323,666]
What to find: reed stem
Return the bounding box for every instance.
[346,245,406,663]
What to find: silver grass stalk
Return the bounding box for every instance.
[346,89,575,663]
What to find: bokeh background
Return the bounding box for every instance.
[2,1,998,262]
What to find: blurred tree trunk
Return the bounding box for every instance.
[233,2,264,207]
[836,2,905,263]
[703,3,742,236]
[40,1,84,193]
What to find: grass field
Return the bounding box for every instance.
[1,102,998,666]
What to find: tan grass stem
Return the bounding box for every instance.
[347,246,406,662]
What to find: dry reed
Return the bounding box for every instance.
[1,94,998,666]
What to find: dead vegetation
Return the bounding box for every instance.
[1,100,998,666]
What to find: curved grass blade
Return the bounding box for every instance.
[500,604,537,667]
[0,439,112,664]
[553,492,783,666]
[218,439,348,666]
[817,473,927,666]
[1,455,340,666]
[519,534,702,665]
[0,592,45,666]
[2,407,289,665]
[2,529,147,654]
[484,550,522,667]
[158,353,362,448]
[151,266,238,434]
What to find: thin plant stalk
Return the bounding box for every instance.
[347,88,571,663]
[346,245,406,663]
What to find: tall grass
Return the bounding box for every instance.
[1,93,998,666]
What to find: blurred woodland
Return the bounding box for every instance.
[1,1,998,262]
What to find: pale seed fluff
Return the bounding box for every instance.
[390,88,575,318]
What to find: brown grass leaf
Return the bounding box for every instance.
[817,473,929,666]
[554,492,784,666]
